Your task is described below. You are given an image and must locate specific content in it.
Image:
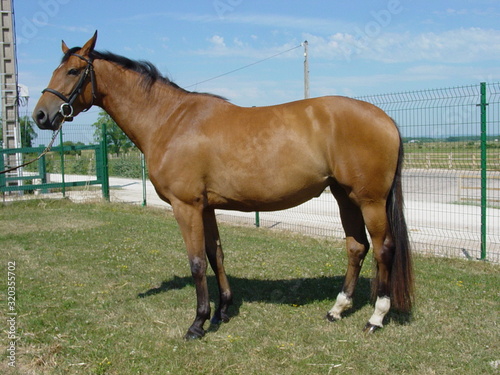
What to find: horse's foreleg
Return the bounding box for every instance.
[203,209,233,325]
[173,201,210,340]
[327,184,369,321]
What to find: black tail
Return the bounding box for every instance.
[385,128,414,312]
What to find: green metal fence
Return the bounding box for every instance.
[2,84,499,263]
[220,82,500,263]
[1,123,109,200]
[356,82,499,262]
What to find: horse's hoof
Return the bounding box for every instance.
[363,322,382,334]
[325,312,339,323]
[184,327,205,340]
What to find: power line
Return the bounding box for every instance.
[185,44,303,89]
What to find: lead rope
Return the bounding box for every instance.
[0,127,61,175]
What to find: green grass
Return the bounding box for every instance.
[0,199,499,374]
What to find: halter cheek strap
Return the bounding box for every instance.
[41,53,96,122]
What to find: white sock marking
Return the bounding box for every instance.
[368,296,391,327]
[328,292,353,320]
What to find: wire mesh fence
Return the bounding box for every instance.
[216,82,500,262]
[3,83,499,262]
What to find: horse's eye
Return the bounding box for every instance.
[67,68,79,76]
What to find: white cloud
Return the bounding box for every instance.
[305,27,500,64]
[193,27,500,66]
[156,11,348,34]
[126,12,500,65]
[434,7,500,17]
[194,38,302,60]
[209,35,226,48]
[219,13,349,34]
[55,24,95,34]
[233,38,244,47]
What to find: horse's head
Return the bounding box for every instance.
[33,31,98,130]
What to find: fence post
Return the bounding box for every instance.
[38,147,48,194]
[479,82,488,260]
[59,129,66,197]
[0,150,5,191]
[141,152,147,207]
[101,123,110,201]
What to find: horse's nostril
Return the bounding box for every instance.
[32,109,54,129]
[35,110,47,125]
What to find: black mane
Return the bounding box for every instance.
[61,47,227,100]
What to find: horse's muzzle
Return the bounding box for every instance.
[33,108,63,130]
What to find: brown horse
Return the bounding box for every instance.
[33,32,414,339]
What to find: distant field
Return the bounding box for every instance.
[1,199,499,374]
[404,141,500,170]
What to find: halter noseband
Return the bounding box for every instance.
[42,53,97,122]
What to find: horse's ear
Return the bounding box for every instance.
[62,40,69,54]
[80,31,98,56]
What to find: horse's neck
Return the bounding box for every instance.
[94,60,185,153]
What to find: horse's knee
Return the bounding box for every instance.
[190,256,207,278]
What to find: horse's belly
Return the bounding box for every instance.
[207,177,329,212]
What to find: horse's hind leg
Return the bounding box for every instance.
[203,209,233,325]
[327,182,370,322]
[361,202,394,332]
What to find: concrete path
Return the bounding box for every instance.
[35,171,500,263]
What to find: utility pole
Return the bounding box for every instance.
[1,0,22,178]
[303,40,310,99]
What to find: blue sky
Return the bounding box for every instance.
[13,0,500,129]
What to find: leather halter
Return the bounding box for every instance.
[42,53,96,122]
